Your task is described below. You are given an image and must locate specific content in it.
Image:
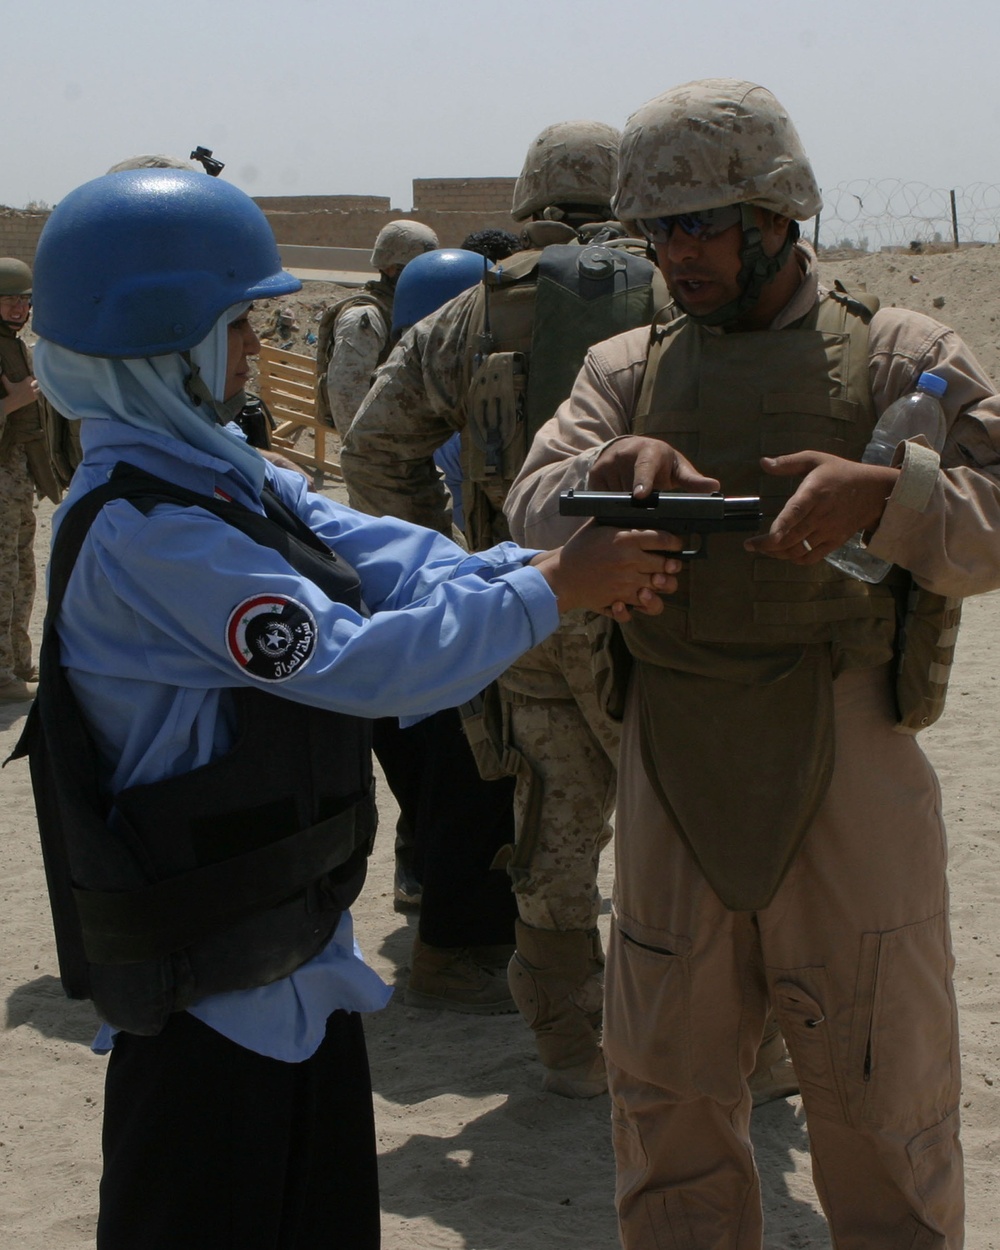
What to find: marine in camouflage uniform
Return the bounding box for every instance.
[315,220,438,439]
[0,258,71,701]
[506,79,990,1248]
[342,121,646,1098]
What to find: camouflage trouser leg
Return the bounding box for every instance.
[500,615,620,932]
[0,448,35,684]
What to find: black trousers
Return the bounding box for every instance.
[97,1009,379,1250]
[373,707,517,947]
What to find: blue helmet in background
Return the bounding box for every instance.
[391,248,490,335]
[32,170,301,358]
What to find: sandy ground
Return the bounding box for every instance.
[3,246,1000,1247]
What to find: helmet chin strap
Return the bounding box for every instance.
[183,357,247,425]
[688,205,799,329]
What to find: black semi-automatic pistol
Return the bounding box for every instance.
[559,489,762,559]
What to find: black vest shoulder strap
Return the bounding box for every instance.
[60,462,370,616]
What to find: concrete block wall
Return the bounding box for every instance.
[0,210,49,265]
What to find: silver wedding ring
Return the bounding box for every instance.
[801,538,813,552]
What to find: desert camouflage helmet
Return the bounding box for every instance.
[370,220,439,272]
[511,121,620,222]
[0,257,32,297]
[613,79,822,224]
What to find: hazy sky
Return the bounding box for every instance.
[6,0,1000,213]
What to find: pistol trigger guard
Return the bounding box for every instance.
[679,532,705,560]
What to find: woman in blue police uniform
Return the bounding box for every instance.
[21,170,680,1250]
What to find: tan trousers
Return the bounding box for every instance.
[607,664,963,1249]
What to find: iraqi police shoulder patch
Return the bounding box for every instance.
[226,594,317,682]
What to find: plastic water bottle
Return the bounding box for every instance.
[825,371,948,583]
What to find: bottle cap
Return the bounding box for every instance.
[917,371,947,397]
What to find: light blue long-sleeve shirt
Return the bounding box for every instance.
[59,419,559,1062]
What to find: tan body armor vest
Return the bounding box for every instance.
[460,226,665,552]
[0,326,66,502]
[622,291,959,909]
[314,280,394,427]
[631,291,897,665]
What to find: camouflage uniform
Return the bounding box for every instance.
[340,240,625,924]
[499,617,619,930]
[0,428,35,682]
[320,285,394,440]
[317,221,437,439]
[0,294,67,687]
[342,121,641,1098]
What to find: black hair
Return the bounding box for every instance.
[460,229,522,263]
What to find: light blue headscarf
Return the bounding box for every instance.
[33,302,266,493]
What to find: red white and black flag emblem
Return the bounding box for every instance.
[226,594,317,681]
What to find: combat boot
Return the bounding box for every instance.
[405,935,517,1015]
[749,1011,799,1107]
[0,678,37,702]
[467,943,516,971]
[508,921,606,1099]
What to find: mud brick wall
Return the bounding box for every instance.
[412,177,517,214]
[0,210,49,265]
[261,208,521,250]
[0,178,522,262]
[253,194,391,213]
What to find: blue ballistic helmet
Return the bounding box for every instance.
[391,248,490,334]
[32,170,301,357]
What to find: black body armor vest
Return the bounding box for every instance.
[11,463,377,1036]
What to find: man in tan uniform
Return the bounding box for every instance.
[316,220,438,438]
[504,78,1000,1248]
[0,258,68,702]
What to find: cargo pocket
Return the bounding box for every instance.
[849,912,959,1131]
[771,973,845,1122]
[457,683,509,783]
[586,616,633,724]
[604,923,693,1095]
[465,351,527,485]
[611,1102,649,1213]
[906,1108,963,1241]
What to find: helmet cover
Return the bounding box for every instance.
[370,220,439,271]
[511,121,620,222]
[613,79,821,224]
[0,257,32,297]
